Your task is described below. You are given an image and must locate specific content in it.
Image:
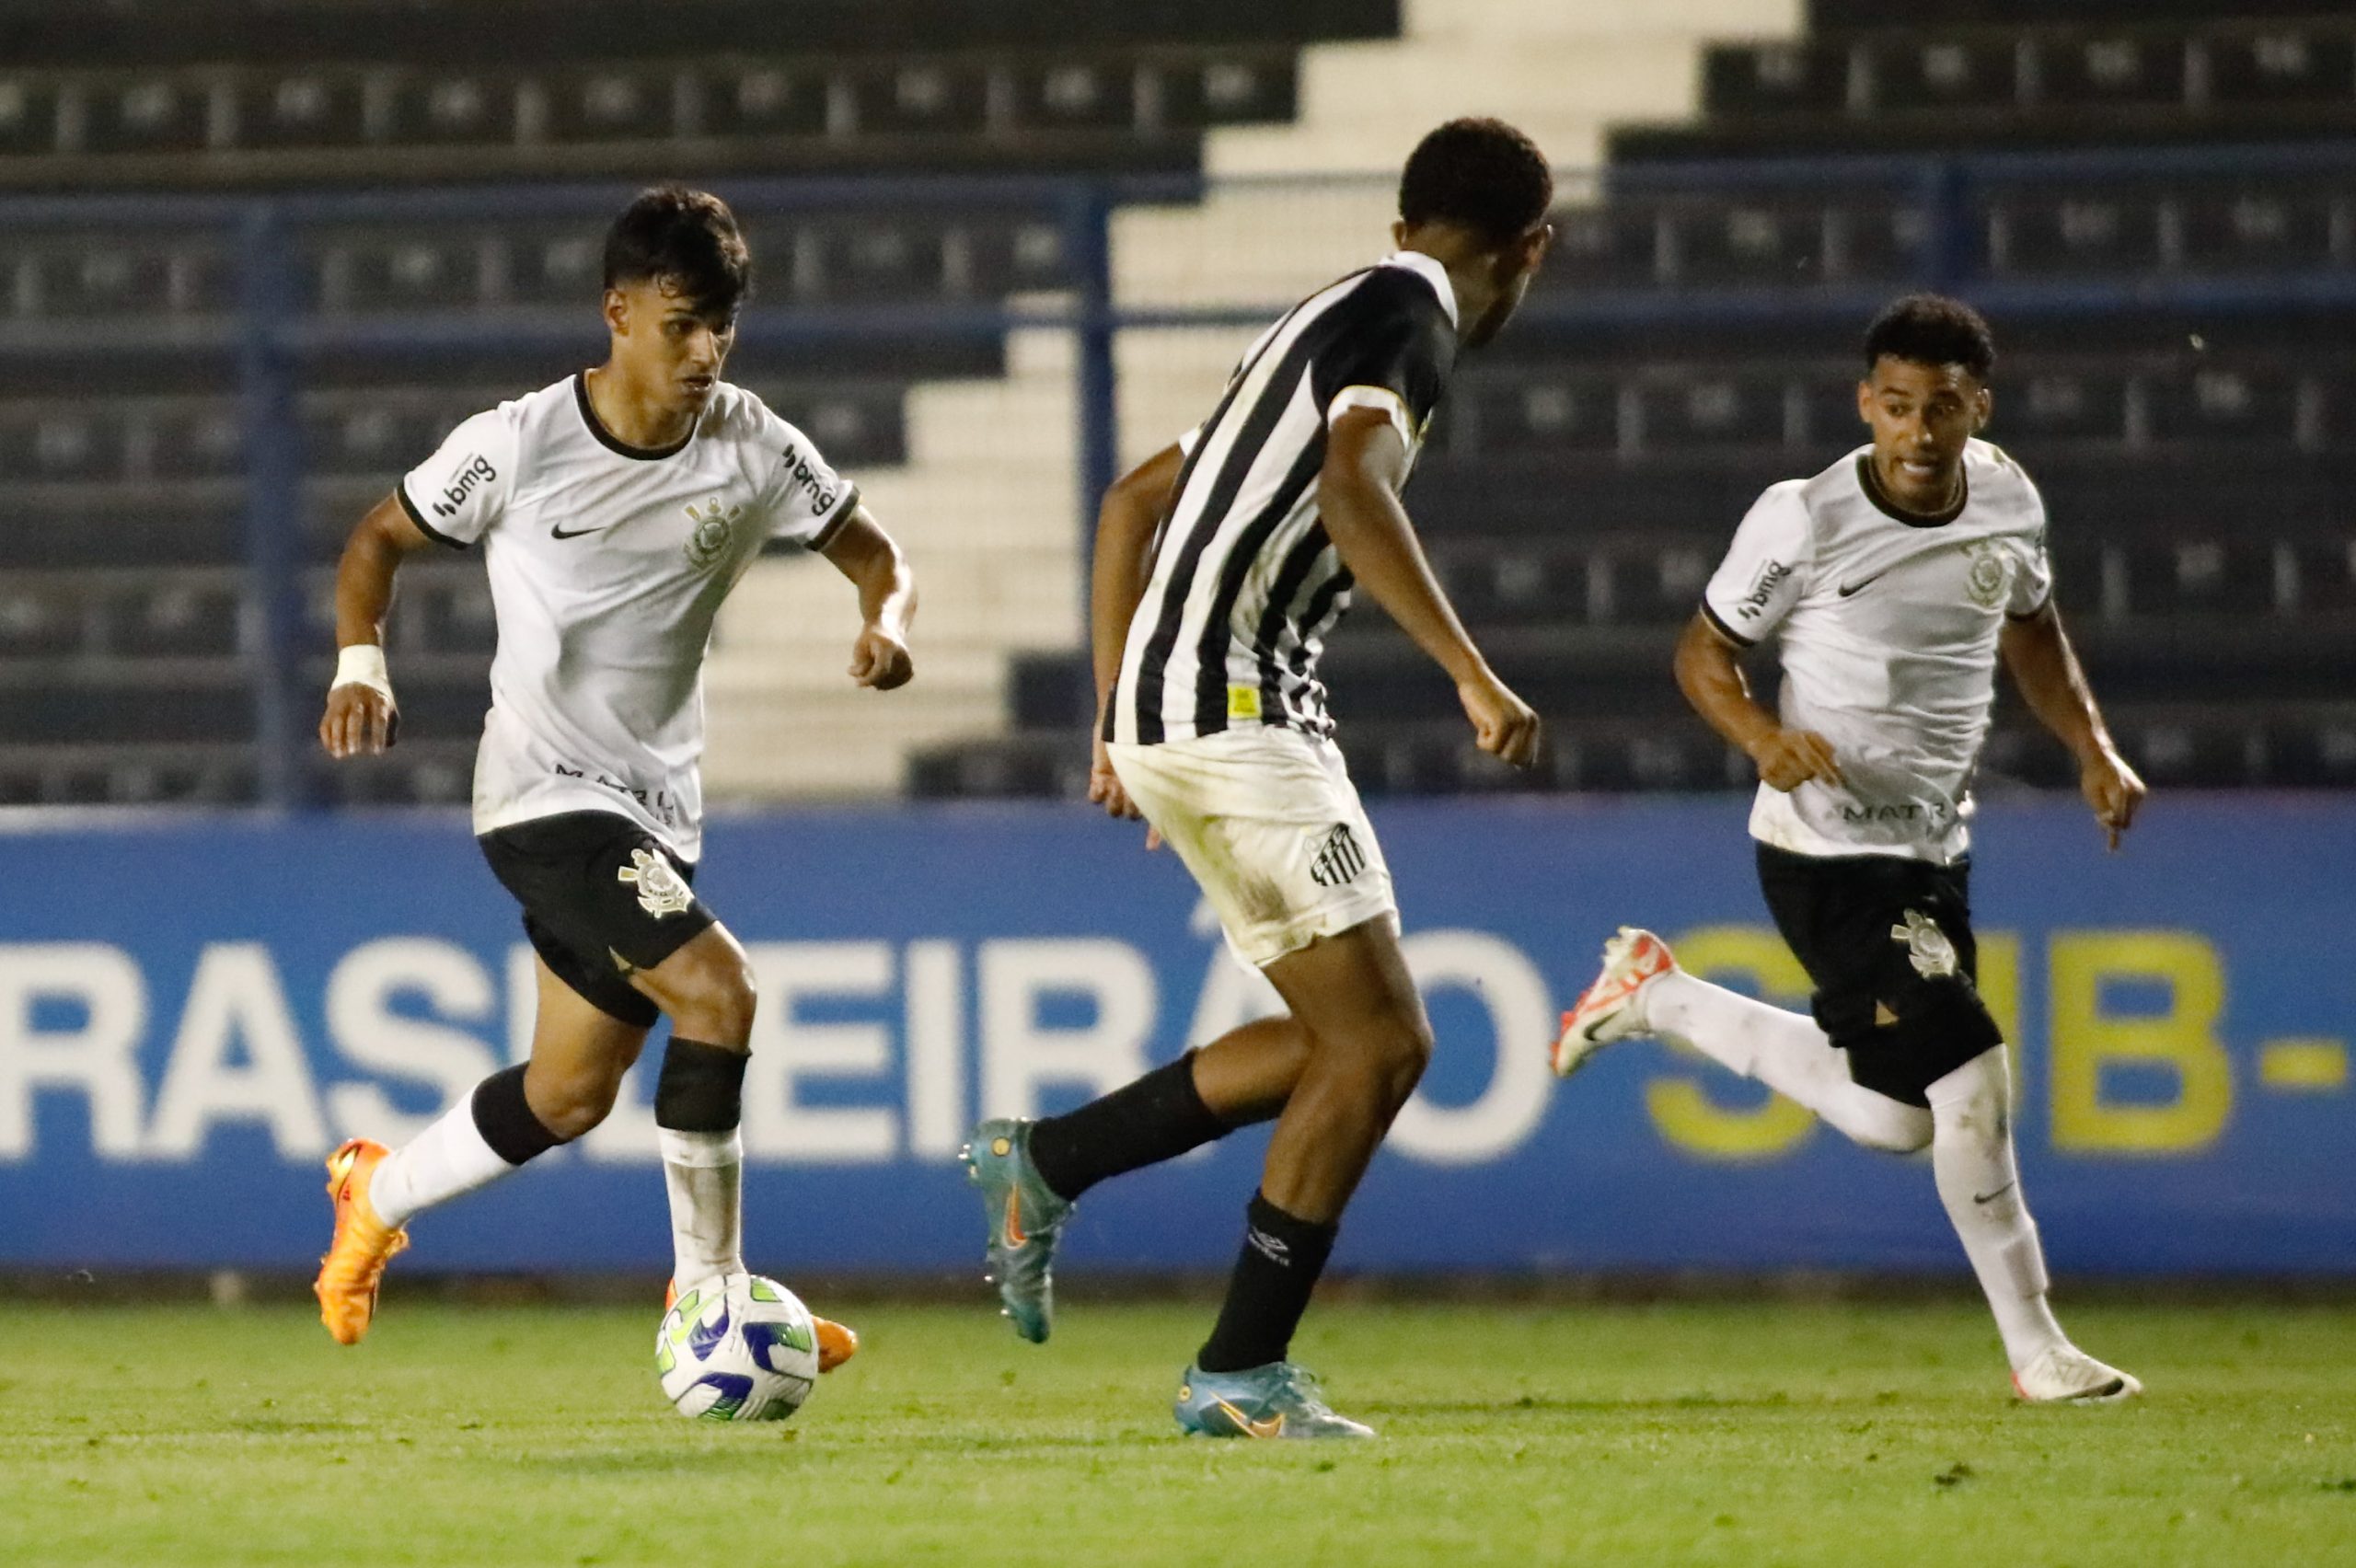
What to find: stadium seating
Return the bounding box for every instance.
[1616,15,2356,160]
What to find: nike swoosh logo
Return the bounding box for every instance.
[1838,571,1887,597]
[1003,1190,1028,1247]
[1972,1182,2015,1205]
[549,523,611,540]
[1215,1400,1285,1439]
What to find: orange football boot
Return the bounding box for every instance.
[314,1137,410,1345]
[665,1277,859,1372]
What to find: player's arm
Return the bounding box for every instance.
[817,504,915,690]
[2000,601,2143,848]
[1319,406,1538,766]
[320,492,445,758]
[1089,440,1185,821]
[1673,613,1842,791]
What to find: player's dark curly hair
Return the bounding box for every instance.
[1398,118,1553,248]
[604,184,751,315]
[1865,293,1996,379]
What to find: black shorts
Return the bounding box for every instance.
[479,812,717,1028]
[1755,842,2004,1108]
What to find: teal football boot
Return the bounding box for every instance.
[1173,1361,1377,1440]
[960,1117,1071,1343]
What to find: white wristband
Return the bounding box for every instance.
[332,643,393,699]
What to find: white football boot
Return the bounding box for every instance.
[2012,1345,2143,1404]
[1553,927,1679,1078]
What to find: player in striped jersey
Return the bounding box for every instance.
[964,120,1554,1438]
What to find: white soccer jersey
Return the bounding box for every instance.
[398,374,858,860]
[1701,438,2053,864]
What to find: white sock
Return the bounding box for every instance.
[659,1126,745,1286]
[1926,1049,2069,1371]
[370,1097,515,1227]
[1642,971,1933,1152]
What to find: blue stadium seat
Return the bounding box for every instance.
[2177,188,2341,273]
[1986,190,2167,276]
[1863,36,2017,113]
[80,77,211,156]
[2204,28,2354,107]
[312,233,485,312]
[101,581,245,658]
[1700,42,1847,117]
[387,72,518,145]
[2035,34,2189,112]
[848,62,989,137]
[697,63,830,140]
[0,581,83,657]
[1012,60,1137,133]
[2145,364,2300,446]
[237,72,370,150]
[1157,52,1295,129]
[546,68,679,144]
[0,75,57,157]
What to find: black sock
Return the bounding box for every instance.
[471,1064,566,1166]
[1026,1050,1229,1202]
[1195,1192,1339,1374]
[655,1038,748,1132]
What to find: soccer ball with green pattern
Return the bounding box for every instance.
[654,1272,820,1421]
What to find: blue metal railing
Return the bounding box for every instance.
[4,144,2352,807]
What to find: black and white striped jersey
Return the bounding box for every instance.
[1107,250,1458,746]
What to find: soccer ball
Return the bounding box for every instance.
[654,1272,820,1422]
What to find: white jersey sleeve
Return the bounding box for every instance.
[1703,481,1813,645]
[756,412,860,552]
[398,407,519,548]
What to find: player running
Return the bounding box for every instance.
[963,119,1553,1439]
[312,186,915,1369]
[1553,294,2145,1404]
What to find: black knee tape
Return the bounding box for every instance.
[655,1037,748,1133]
[471,1063,567,1166]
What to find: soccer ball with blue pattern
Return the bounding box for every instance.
[654,1272,820,1421]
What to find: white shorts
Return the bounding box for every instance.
[1108,727,1396,970]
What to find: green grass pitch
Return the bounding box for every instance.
[3,1297,2352,1566]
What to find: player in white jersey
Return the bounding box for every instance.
[962,121,1553,1439]
[310,187,915,1370]
[1553,295,2147,1403]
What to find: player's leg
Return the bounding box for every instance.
[1172,916,1421,1441]
[1555,928,1932,1153]
[1823,856,2136,1401]
[628,922,757,1289]
[318,948,649,1344]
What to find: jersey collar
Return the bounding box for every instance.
[1855,452,1969,528]
[573,372,697,461]
[1380,250,1460,329]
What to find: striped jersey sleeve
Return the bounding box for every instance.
[1109,259,1456,747]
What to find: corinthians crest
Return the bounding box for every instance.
[682,495,746,569]
[618,847,694,917]
[1960,538,2011,609]
[1890,908,1959,979]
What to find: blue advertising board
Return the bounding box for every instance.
[3,795,2351,1276]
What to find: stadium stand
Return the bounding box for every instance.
[6,0,2351,809]
[908,0,2356,801]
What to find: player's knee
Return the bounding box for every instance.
[528,1065,624,1141]
[674,953,758,1043]
[1370,1009,1435,1104]
[1840,1096,1934,1155]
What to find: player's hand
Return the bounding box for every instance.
[848,622,913,690]
[1088,732,1161,850]
[1748,727,1842,792]
[2080,745,2145,851]
[1457,669,1541,767]
[319,683,399,758]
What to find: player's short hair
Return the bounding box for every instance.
[603,184,750,316]
[1865,294,1996,380]
[1398,118,1553,248]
